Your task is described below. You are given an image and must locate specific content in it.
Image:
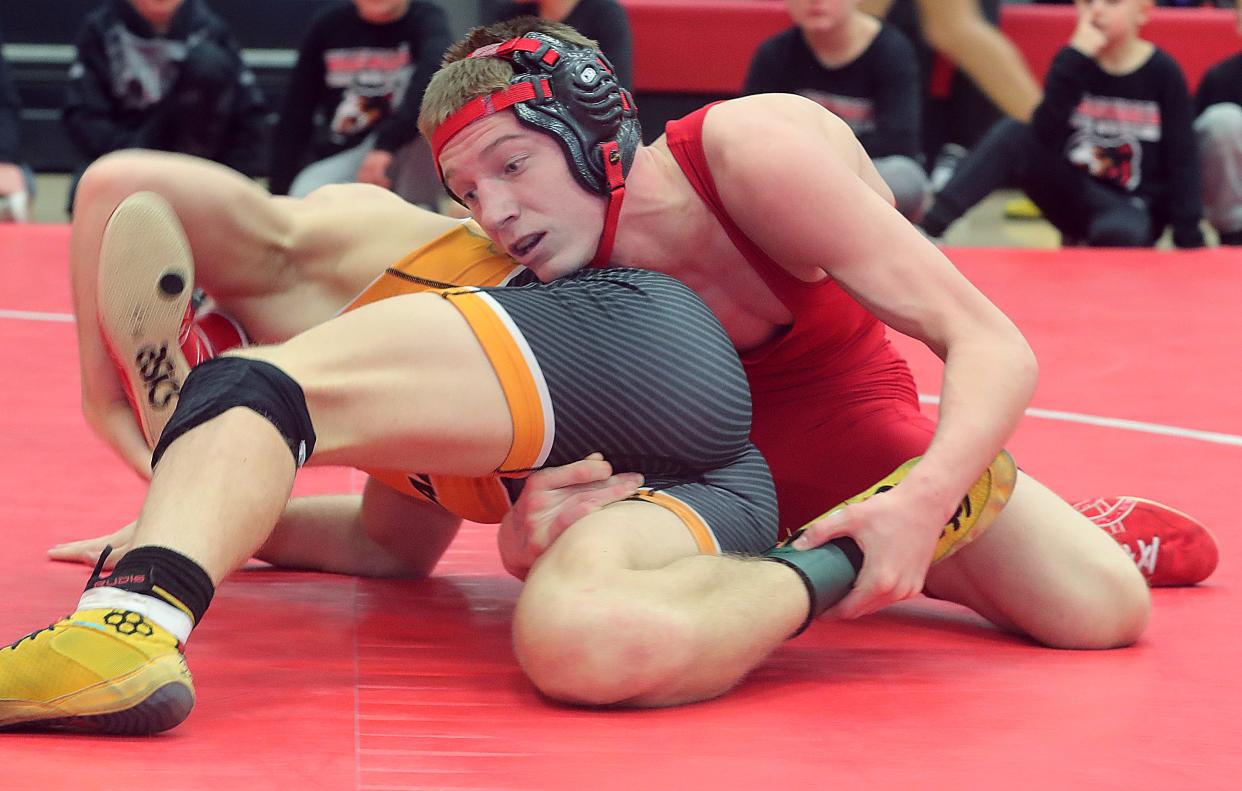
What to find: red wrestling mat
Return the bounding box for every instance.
[2,224,1239,789]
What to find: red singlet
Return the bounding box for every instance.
[665,104,936,535]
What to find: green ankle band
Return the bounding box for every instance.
[763,538,863,637]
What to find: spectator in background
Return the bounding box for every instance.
[62,0,266,207]
[1193,0,1242,244]
[861,0,1042,123]
[488,1,633,88]
[744,0,930,221]
[270,0,450,206]
[863,1,1042,216]
[920,0,1203,248]
[1,21,34,222]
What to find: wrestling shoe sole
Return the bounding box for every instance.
[97,191,195,447]
[0,652,194,735]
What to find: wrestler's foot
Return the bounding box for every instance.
[98,192,197,447]
[781,450,1018,563]
[766,451,1018,633]
[1073,496,1219,586]
[0,609,194,734]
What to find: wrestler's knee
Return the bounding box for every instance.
[513,541,693,706]
[152,352,315,466]
[74,151,164,211]
[1028,552,1150,650]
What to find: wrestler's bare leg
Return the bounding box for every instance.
[923,471,1150,649]
[129,293,512,581]
[515,504,806,707]
[121,293,808,707]
[71,151,460,474]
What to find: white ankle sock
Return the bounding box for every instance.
[77,587,193,644]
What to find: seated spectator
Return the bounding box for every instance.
[744,0,929,221]
[920,0,1204,248]
[861,0,1042,123]
[488,1,633,88]
[864,1,1041,208]
[62,0,266,207]
[269,1,450,205]
[1193,1,1242,245]
[1,21,34,222]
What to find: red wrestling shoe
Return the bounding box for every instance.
[1073,497,1219,587]
[97,192,246,447]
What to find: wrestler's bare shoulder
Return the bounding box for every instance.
[705,95,859,154]
[694,95,889,209]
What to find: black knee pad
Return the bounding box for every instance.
[151,356,317,469]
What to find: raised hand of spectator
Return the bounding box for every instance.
[356,149,394,189]
[1070,1,1109,57]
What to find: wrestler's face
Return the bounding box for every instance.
[353,0,410,24]
[128,0,184,31]
[1075,0,1152,45]
[786,0,858,34]
[438,112,608,281]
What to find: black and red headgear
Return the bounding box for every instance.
[431,31,640,267]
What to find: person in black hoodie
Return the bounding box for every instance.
[744,0,929,221]
[1193,3,1242,245]
[920,0,1204,248]
[1,20,34,222]
[61,0,266,205]
[269,0,450,207]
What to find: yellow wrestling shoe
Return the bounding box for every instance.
[0,609,194,734]
[765,451,1018,634]
[1003,194,1043,220]
[781,449,1018,563]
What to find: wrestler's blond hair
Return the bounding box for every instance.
[417,17,601,141]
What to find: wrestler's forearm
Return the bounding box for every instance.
[905,331,1037,519]
[253,495,372,574]
[69,172,121,397]
[256,489,462,578]
[68,166,157,479]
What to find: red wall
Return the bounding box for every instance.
[621,2,1240,94]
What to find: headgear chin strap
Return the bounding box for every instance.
[431,32,641,268]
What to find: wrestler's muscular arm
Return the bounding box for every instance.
[257,479,463,578]
[708,97,1038,619]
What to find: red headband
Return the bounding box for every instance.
[430,37,561,170]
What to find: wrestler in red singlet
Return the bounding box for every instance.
[666,105,935,537]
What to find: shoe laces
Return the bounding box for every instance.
[1123,535,1161,577]
[2,546,120,652]
[2,620,64,652]
[85,544,115,590]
